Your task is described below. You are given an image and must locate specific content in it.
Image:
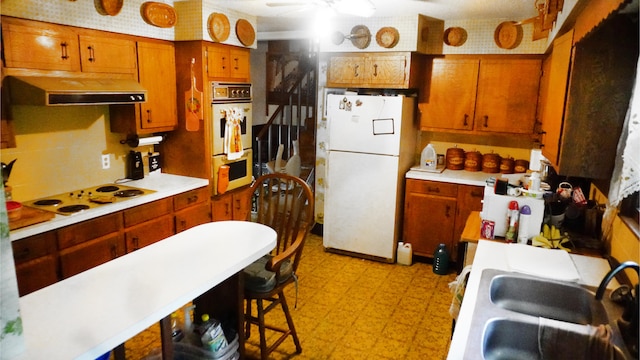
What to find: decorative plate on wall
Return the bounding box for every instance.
[443,27,467,47]
[350,25,371,49]
[376,27,399,48]
[236,19,255,46]
[96,0,124,16]
[494,21,523,49]
[208,13,230,42]
[141,2,177,28]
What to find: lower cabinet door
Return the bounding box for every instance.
[14,255,59,296]
[175,201,211,233]
[59,233,124,278]
[404,191,457,257]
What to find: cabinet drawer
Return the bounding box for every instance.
[125,214,174,252]
[57,212,123,249]
[12,231,57,263]
[123,198,172,227]
[15,255,59,296]
[406,179,458,197]
[174,187,208,211]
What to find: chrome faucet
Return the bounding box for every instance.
[595,261,639,357]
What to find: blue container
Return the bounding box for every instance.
[433,243,450,275]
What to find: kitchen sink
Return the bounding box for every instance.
[489,273,609,325]
[482,318,627,360]
[462,269,632,359]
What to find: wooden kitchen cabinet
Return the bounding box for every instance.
[402,179,483,263]
[57,212,122,250]
[212,187,251,221]
[538,17,637,179]
[1,17,81,72]
[59,233,125,278]
[123,198,174,252]
[110,40,178,134]
[326,52,422,89]
[78,35,137,75]
[12,232,59,296]
[174,187,211,232]
[420,57,542,135]
[206,43,251,81]
[403,179,458,258]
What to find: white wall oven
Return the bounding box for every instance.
[211,82,253,195]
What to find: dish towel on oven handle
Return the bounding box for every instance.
[223,107,244,160]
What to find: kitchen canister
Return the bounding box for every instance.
[432,244,450,275]
[464,151,482,172]
[514,159,529,173]
[397,242,413,266]
[481,152,501,173]
[446,147,465,170]
[499,157,515,174]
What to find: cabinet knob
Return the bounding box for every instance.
[463,114,469,127]
[483,116,489,128]
[372,64,378,77]
[146,109,152,123]
[87,46,96,62]
[60,42,69,60]
[354,64,360,78]
[427,187,440,193]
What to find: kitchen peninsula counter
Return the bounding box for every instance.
[9,173,209,241]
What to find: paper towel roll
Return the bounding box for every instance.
[135,136,163,147]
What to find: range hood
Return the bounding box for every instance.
[6,76,147,106]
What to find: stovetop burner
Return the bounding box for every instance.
[34,199,62,206]
[58,204,90,213]
[114,189,144,197]
[96,185,120,193]
[23,184,156,216]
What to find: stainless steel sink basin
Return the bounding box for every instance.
[462,269,631,359]
[489,273,609,325]
[482,318,627,360]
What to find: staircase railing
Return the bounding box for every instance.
[255,55,317,186]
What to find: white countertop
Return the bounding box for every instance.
[10,173,209,241]
[15,221,276,360]
[447,240,617,360]
[406,167,525,187]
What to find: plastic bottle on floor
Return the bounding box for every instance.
[397,242,413,265]
[433,244,450,275]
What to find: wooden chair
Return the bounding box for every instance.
[243,173,314,359]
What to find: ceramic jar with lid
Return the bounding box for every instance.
[482,153,501,173]
[464,151,482,172]
[514,159,530,173]
[446,147,465,170]
[500,157,515,174]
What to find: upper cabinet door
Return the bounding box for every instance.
[229,48,250,80]
[419,59,479,130]
[2,19,81,72]
[474,59,542,134]
[327,54,366,87]
[365,54,408,87]
[207,44,230,79]
[79,35,137,75]
[137,41,178,130]
[539,30,574,165]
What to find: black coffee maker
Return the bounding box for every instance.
[127,151,144,180]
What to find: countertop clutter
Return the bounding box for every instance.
[447,240,621,360]
[406,167,524,187]
[9,173,209,242]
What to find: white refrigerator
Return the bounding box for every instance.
[323,94,417,262]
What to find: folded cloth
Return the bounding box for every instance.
[538,318,622,360]
[448,265,472,320]
[223,108,244,160]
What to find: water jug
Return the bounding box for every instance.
[397,242,412,266]
[433,243,450,275]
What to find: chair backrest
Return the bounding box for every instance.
[247,173,314,272]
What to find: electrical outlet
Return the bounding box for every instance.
[101,154,110,169]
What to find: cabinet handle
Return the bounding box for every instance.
[463,114,469,127]
[225,203,231,216]
[60,42,69,60]
[222,56,226,70]
[146,109,152,123]
[110,244,117,258]
[189,195,198,203]
[471,191,483,198]
[235,198,241,211]
[427,187,440,193]
[445,205,451,218]
[87,45,96,62]
[354,64,360,78]
[234,57,239,70]
[373,64,378,77]
[133,236,139,250]
[180,220,187,228]
[483,116,489,128]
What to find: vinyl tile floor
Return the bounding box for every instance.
[123,233,458,359]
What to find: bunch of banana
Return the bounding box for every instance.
[531,224,572,252]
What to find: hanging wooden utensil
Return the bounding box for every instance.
[185,58,202,132]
